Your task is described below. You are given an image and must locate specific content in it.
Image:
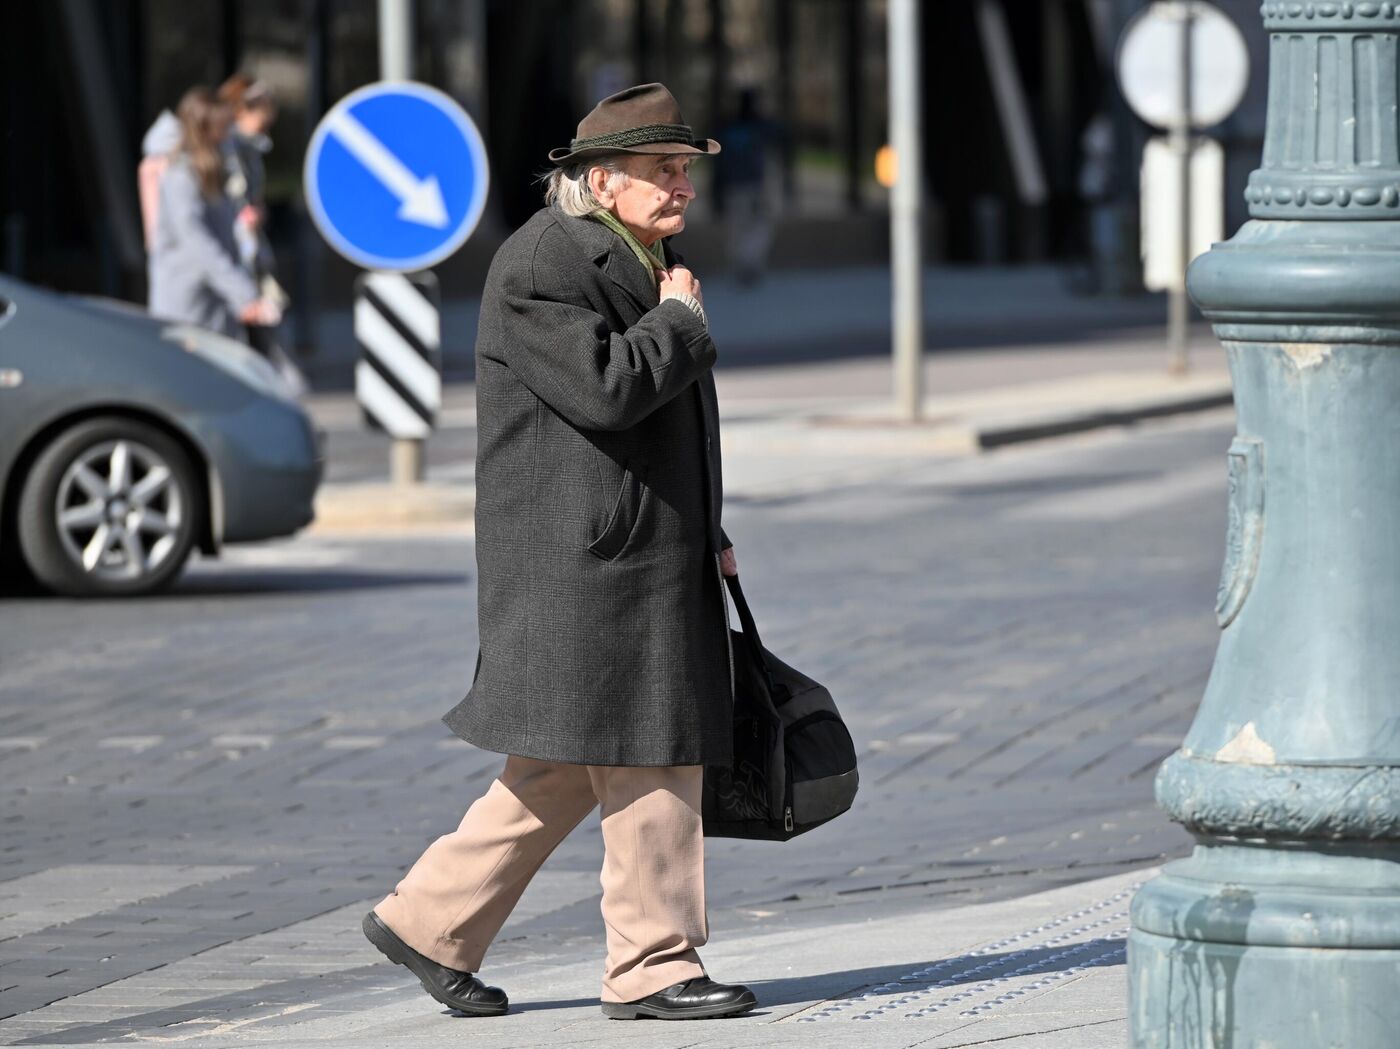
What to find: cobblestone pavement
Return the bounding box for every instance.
[0,410,1234,1045]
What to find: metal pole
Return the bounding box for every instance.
[294,0,328,356]
[465,0,489,142]
[379,0,412,81]
[378,0,423,484]
[888,0,923,422]
[392,438,426,485]
[1168,1,1194,376]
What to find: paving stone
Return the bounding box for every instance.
[0,412,1236,1045]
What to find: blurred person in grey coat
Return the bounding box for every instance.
[363,83,757,1023]
[148,86,279,340]
[138,108,180,269]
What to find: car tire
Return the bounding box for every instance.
[17,417,200,597]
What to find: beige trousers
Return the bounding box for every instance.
[374,754,709,1003]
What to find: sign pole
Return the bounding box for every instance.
[888,0,923,422]
[379,0,412,82]
[1116,1,1247,378]
[1168,1,1194,376]
[378,0,422,483]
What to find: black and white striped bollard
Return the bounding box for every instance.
[353,271,441,484]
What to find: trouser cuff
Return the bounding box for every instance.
[601,954,707,1003]
[373,896,487,973]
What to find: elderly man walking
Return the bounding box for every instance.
[362,84,754,1021]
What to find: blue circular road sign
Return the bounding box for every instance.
[304,81,489,272]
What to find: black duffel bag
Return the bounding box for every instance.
[702,573,859,841]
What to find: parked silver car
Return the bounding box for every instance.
[0,276,322,596]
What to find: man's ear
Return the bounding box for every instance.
[587,165,612,206]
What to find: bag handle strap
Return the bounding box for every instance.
[724,572,763,646]
[724,573,778,695]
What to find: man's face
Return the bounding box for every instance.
[602,154,696,245]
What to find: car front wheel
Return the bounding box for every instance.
[17,417,200,597]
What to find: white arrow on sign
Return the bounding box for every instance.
[325,107,449,228]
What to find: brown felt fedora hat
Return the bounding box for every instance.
[548,82,721,165]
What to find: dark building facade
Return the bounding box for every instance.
[3,1,1268,326]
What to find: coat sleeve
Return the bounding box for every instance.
[489,239,717,432]
[161,165,258,314]
[720,526,732,551]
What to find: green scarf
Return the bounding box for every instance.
[589,208,667,287]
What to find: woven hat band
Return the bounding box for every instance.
[569,123,696,152]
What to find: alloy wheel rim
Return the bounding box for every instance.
[53,439,185,582]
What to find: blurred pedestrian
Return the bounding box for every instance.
[218,73,304,393]
[138,108,181,270]
[363,83,754,1022]
[148,87,279,341]
[218,74,287,311]
[715,87,783,285]
[1076,113,1124,295]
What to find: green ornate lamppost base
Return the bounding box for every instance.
[1127,8,1400,1043]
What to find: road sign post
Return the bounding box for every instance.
[1169,4,1194,375]
[888,0,923,423]
[378,0,412,82]
[1117,1,1247,376]
[354,271,441,483]
[304,80,488,485]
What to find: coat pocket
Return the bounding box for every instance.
[588,460,647,561]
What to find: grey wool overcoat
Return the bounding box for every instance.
[442,204,735,767]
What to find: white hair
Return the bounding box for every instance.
[544,157,632,216]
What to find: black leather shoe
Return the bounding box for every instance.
[601,975,758,1020]
[362,911,508,1016]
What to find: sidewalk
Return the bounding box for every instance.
[311,336,1231,531]
[298,263,1186,386]
[0,867,1149,1046]
[304,261,1232,528]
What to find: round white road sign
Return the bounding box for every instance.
[1116,1,1249,130]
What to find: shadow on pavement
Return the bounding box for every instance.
[924,470,1157,499]
[4,967,395,1046]
[727,470,1158,511]
[173,570,467,596]
[0,570,468,602]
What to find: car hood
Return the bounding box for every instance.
[0,276,300,409]
[68,292,183,338]
[0,277,172,345]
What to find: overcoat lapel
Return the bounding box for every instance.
[555,213,658,316]
[602,248,660,314]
